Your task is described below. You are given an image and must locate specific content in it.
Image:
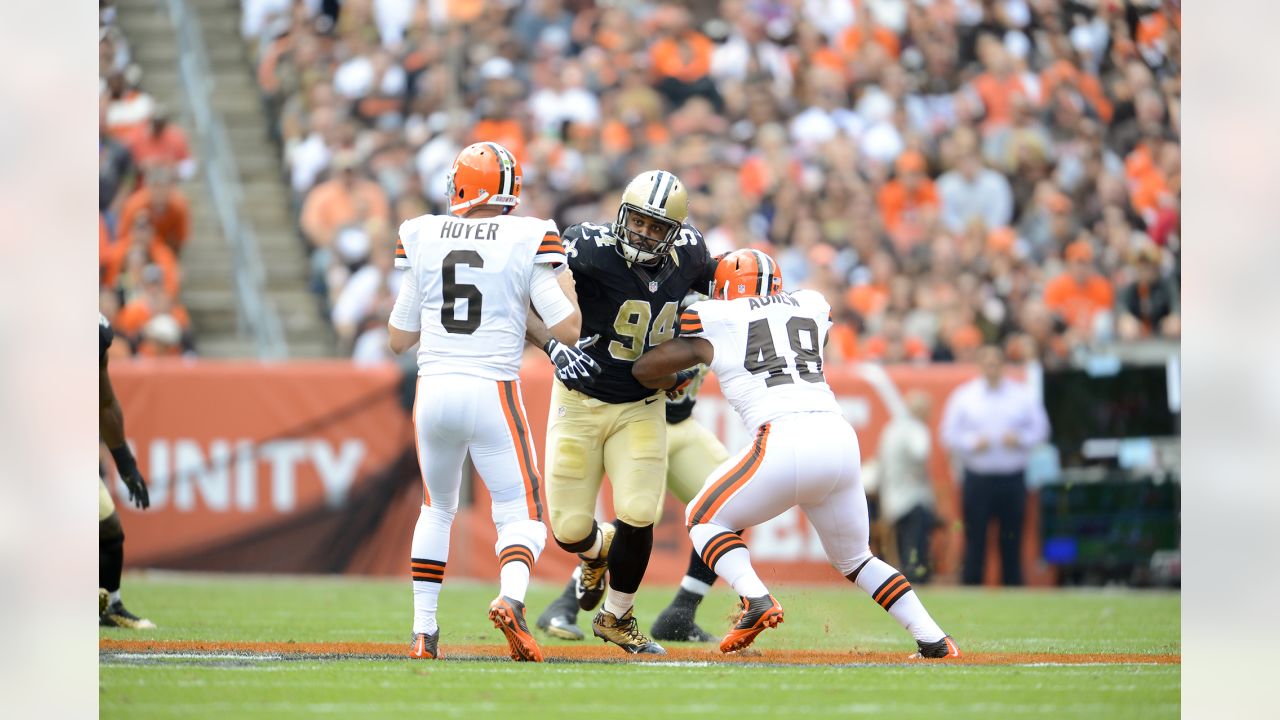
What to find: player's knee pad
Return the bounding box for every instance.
[494,519,547,560]
[552,517,599,554]
[99,512,124,545]
[614,470,663,529]
[615,492,661,528]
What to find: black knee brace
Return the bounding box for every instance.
[554,519,600,555]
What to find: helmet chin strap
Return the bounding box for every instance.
[449,188,490,215]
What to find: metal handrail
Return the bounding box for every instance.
[166,0,288,359]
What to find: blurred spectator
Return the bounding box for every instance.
[331,238,401,354]
[117,166,191,256]
[470,94,528,165]
[1117,242,1180,340]
[287,101,339,197]
[838,1,900,63]
[862,314,930,364]
[512,0,573,55]
[648,6,722,111]
[103,70,155,143]
[529,60,601,137]
[941,344,1049,586]
[710,5,793,102]
[114,265,192,346]
[126,105,196,181]
[102,210,182,301]
[877,389,939,582]
[936,148,1013,233]
[969,37,1035,133]
[1018,186,1078,260]
[934,322,984,363]
[99,110,136,216]
[300,150,390,255]
[876,151,939,253]
[137,314,186,357]
[100,9,131,76]
[1043,238,1114,339]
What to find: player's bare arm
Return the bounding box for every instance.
[524,306,553,348]
[633,337,713,391]
[387,325,418,354]
[100,353,150,509]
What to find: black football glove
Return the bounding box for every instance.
[665,368,700,400]
[543,335,603,393]
[110,445,150,510]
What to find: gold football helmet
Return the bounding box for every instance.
[613,170,689,266]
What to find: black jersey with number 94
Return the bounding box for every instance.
[562,221,715,404]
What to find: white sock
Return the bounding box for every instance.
[714,548,769,598]
[411,504,453,635]
[579,527,604,559]
[689,524,769,598]
[108,590,121,605]
[603,590,636,618]
[414,583,441,635]
[498,558,532,602]
[680,576,712,596]
[851,556,944,642]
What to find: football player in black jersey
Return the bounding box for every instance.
[526,170,717,654]
[99,313,155,628]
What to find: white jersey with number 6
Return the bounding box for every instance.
[679,289,841,431]
[394,213,566,380]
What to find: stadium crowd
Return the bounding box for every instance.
[245,0,1180,364]
[99,1,199,358]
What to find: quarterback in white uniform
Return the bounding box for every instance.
[387,142,583,662]
[632,249,961,659]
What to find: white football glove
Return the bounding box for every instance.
[543,335,603,392]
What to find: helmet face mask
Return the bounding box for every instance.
[612,170,689,267]
[615,204,680,266]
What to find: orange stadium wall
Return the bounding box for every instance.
[108,359,1051,586]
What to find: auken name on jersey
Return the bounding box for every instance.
[747,293,800,310]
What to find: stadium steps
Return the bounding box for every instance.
[116,0,335,359]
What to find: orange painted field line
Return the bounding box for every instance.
[100,639,1179,666]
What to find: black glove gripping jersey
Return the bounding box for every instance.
[562,221,716,404]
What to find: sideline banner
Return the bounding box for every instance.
[109,358,1048,585]
[108,361,411,568]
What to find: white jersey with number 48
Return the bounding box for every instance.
[679,289,841,432]
[394,213,565,380]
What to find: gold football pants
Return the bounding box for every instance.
[544,380,666,542]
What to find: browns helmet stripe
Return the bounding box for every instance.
[485,142,513,196]
[753,250,769,296]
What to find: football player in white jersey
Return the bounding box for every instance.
[632,249,961,659]
[387,142,584,662]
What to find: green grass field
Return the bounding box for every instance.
[100,573,1179,718]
